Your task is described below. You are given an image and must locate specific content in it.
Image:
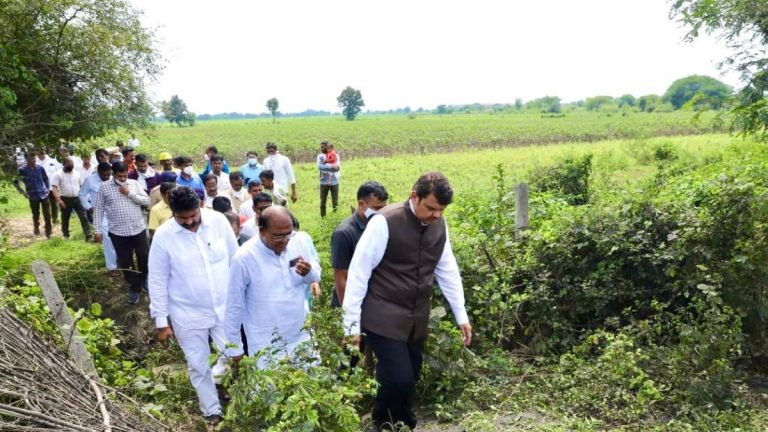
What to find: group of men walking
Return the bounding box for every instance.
[13,139,472,431]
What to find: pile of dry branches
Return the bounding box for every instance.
[0,308,163,431]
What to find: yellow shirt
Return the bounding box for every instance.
[148,201,173,231]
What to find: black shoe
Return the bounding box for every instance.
[128,291,141,305]
[204,414,222,429]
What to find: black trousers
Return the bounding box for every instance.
[319,184,339,217]
[28,196,52,236]
[109,230,149,294]
[60,196,91,238]
[365,328,424,430]
[48,192,59,222]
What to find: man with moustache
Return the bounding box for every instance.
[343,172,472,430]
[148,186,238,428]
[80,162,119,275]
[50,157,91,241]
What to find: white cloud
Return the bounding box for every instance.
[132,0,740,114]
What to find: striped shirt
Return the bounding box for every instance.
[94,179,150,236]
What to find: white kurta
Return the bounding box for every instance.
[148,209,239,417]
[226,234,321,366]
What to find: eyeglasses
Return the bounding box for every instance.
[271,231,295,242]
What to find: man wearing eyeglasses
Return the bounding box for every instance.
[147,186,239,428]
[225,206,321,369]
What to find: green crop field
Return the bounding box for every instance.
[92,111,721,165]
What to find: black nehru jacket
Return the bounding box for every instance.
[360,201,447,342]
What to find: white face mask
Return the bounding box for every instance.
[364,207,378,219]
[183,166,194,176]
[268,154,277,161]
[115,179,127,186]
[204,153,211,161]
[248,157,258,166]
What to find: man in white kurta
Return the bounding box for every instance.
[226,206,320,368]
[148,187,238,422]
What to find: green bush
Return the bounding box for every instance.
[529,154,593,205]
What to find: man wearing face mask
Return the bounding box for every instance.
[148,186,238,429]
[50,157,92,241]
[331,181,389,308]
[342,172,472,431]
[80,162,119,275]
[94,161,151,304]
[263,142,297,203]
[199,145,230,178]
[239,150,263,185]
[175,156,204,190]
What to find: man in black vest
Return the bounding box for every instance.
[343,172,472,430]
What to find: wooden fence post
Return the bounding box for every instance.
[515,182,529,241]
[31,260,99,379]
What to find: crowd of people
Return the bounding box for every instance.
[13,138,472,431]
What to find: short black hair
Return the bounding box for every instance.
[265,142,277,150]
[121,146,134,157]
[168,186,200,213]
[247,179,262,190]
[259,169,274,181]
[111,161,128,173]
[413,172,453,205]
[95,148,109,159]
[230,171,244,181]
[204,173,218,185]
[206,145,219,154]
[177,155,192,165]
[246,150,258,157]
[159,182,176,195]
[97,162,112,172]
[135,153,148,163]
[211,155,224,163]
[212,196,232,213]
[252,192,273,207]
[357,181,389,201]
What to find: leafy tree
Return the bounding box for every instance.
[638,94,663,112]
[525,96,562,114]
[161,95,195,127]
[514,98,524,111]
[616,94,637,108]
[266,97,279,123]
[584,96,615,111]
[663,75,731,109]
[671,0,767,137]
[336,86,365,120]
[0,0,161,157]
[436,104,451,115]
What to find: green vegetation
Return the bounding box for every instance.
[3,132,767,430]
[111,111,723,165]
[0,0,160,155]
[337,86,366,121]
[161,95,197,128]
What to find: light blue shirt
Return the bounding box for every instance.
[177,173,204,190]
[239,163,264,185]
[79,172,107,210]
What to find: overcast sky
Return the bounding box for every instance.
[129,0,740,114]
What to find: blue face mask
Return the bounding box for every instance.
[248,157,258,166]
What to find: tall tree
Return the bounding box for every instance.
[161,95,195,127]
[266,97,279,123]
[663,75,731,109]
[337,86,365,120]
[671,0,768,138]
[0,0,162,156]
